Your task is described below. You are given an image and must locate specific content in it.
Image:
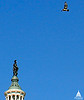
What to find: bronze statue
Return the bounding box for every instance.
[13,60,18,76]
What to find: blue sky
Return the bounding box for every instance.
[0,0,84,100]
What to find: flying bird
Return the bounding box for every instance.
[61,1,69,12]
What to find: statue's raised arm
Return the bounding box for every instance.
[13,60,18,76]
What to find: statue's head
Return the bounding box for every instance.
[14,60,17,63]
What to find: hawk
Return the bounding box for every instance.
[61,2,69,11]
